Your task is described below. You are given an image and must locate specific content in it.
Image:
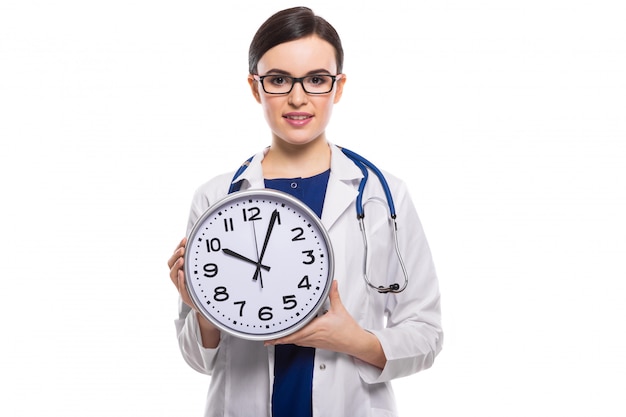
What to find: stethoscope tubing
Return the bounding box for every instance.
[339,147,397,218]
[228,147,408,293]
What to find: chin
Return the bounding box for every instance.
[275,132,325,147]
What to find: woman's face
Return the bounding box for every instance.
[248,35,345,148]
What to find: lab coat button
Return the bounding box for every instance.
[319,363,326,370]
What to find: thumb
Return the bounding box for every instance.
[328,280,341,307]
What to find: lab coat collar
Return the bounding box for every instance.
[229,143,363,231]
[229,147,268,190]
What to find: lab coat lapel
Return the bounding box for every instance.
[321,145,363,231]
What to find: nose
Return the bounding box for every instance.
[288,80,308,106]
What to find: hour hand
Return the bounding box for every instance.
[222,248,271,271]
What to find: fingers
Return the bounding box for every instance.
[167,237,198,310]
[167,237,187,269]
[169,258,183,287]
[176,267,187,296]
[265,324,314,347]
[168,237,187,288]
[266,280,353,350]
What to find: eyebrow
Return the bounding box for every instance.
[261,68,333,76]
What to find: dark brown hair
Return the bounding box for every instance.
[248,6,344,75]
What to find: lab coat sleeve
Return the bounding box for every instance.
[356,179,443,384]
[173,173,233,375]
[175,299,221,375]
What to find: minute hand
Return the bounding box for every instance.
[253,209,279,282]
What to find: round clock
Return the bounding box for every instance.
[184,189,335,341]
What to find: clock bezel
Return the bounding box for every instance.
[184,188,335,341]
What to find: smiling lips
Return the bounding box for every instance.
[284,112,313,126]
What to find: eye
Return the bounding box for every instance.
[267,76,288,86]
[306,75,330,86]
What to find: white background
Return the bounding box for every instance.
[1,0,624,415]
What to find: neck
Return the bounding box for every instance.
[262,137,331,179]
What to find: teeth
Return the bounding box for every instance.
[288,115,309,120]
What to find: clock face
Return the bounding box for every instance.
[185,189,334,341]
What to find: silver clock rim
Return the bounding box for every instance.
[184,188,335,341]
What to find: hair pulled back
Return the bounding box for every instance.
[248,7,344,75]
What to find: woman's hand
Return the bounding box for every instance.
[167,237,196,308]
[168,237,221,348]
[265,281,387,369]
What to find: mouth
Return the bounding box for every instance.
[283,112,313,127]
[283,113,313,121]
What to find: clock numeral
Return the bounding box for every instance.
[203,263,218,278]
[302,250,315,265]
[224,217,234,232]
[242,207,261,221]
[298,275,312,290]
[205,237,221,252]
[213,286,229,302]
[291,227,305,241]
[282,295,297,310]
[233,300,246,316]
[258,306,273,321]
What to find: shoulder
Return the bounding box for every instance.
[190,149,266,205]
[191,171,236,208]
[186,171,237,229]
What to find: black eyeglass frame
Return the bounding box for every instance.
[253,74,343,95]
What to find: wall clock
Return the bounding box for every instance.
[185,189,334,341]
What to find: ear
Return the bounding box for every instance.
[333,74,346,104]
[248,75,262,103]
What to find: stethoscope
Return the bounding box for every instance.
[228,147,408,294]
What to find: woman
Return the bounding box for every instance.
[168,6,443,417]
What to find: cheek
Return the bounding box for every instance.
[317,98,336,121]
[258,94,276,114]
[261,100,282,129]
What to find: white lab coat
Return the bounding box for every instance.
[175,144,443,417]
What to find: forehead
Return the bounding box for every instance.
[256,35,338,75]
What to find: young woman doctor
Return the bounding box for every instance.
[167,7,443,417]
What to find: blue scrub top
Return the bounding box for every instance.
[265,169,330,417]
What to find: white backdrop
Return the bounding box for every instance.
[1,1,625,415]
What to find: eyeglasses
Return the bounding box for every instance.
[254,74,342,95]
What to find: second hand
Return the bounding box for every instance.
[251,220,263,288]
